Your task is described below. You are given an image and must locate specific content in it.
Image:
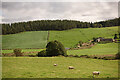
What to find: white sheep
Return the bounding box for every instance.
[92,71,100,76]
[54,64,57,66]
[69,66,74,69]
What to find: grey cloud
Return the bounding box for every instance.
[2,16,33,23]
[2,2,118,23]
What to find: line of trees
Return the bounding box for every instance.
[96,18,119,27]
[2,17,120,35]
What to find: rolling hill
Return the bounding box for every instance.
[2,31,48,49]
[2,26,118,49]
[49,26,118,48]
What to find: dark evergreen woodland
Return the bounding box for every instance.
[2,17,120,35]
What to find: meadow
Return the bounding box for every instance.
[49,27,118,48]
[68,43,118,56]
[2,49,44,54]
[2,57,118,78]
[2,43,118,56]
[2,31,48,49]
[2,26,119,78]
[2,27,118,49]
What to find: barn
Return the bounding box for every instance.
[96,37,115,42]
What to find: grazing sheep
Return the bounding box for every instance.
[92,71,100,76]
[54,64,57,66]
[69,66,74,69]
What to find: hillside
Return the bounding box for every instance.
[49,26,118,48]
[2,26,118,49]
[2,31,48,49]
[2,43,118,56]
[68,43,118,56]
[2,17,119,35]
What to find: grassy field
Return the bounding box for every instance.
[2,57,118,78]
[49,27,118,48]
[2,31,48,49]
[2,43,118,56]
[2,26,119,78]
[68,43,118,56]
[2,49,44,54]
[2,27,118,49]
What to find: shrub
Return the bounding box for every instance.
[29,55,36,57]
[93,56,98,59]
[93,37,97,42]
[98,57,101,59]
[80,55,89,58]
[114,34,118,39]
[99,41,111,44]
[13,49,23,57]
[64,55,68,57]
[102,56,115,60]
[68,55,74,57]
[79,41,83,47]
[115,52,120,59]
[37,50,46,57]
[74,55,79,57]
[46,40,67,57]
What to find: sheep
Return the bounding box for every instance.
[54,64,57,66]
[92,71,100,76]
[69,66,74,69]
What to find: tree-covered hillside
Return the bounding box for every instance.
[2,17,119,35]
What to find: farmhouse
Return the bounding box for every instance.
[82,43,89,46]
[96,37,115,42]
[77,43,89,48]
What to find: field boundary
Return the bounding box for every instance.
[1,78,119,80]
[2,48,45,50]
[47,31,50,43]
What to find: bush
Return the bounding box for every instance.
[14,49,23,57]
[37,50,46,57]
[98,57,101,59]
[79,41,83,47]
[102,56,115,60]
[80,55,89,58]
[115,52,120,59]
[29,55,36,57]
[46,40,67,57]
[74,55,79,57]
[93,56,98,59]
[98,41,111,44]
[68,55,74,57]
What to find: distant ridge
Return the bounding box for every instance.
[2,17,119,35]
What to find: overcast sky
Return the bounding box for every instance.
[1,2,118,23]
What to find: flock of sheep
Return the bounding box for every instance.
[53,64,100,76]
[54,64,74,69]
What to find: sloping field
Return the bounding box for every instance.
[2,43,118,56]
[49,27,118,48]
[2,57,118,78]
[2,27,118,49]
[68,43,118,56]
[2,31,48,49]
[2,49,44,54]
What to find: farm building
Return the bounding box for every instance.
[77,43,89,48]
[82,43,89,46]
[96,37,115,42]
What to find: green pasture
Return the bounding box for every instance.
[2,31,48,49]
[2,57,118,78]
[2,43,118,56]
[2,49,44,54]
[68,43,118,56]
[2,26,118,49]
[49,27,118,48]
